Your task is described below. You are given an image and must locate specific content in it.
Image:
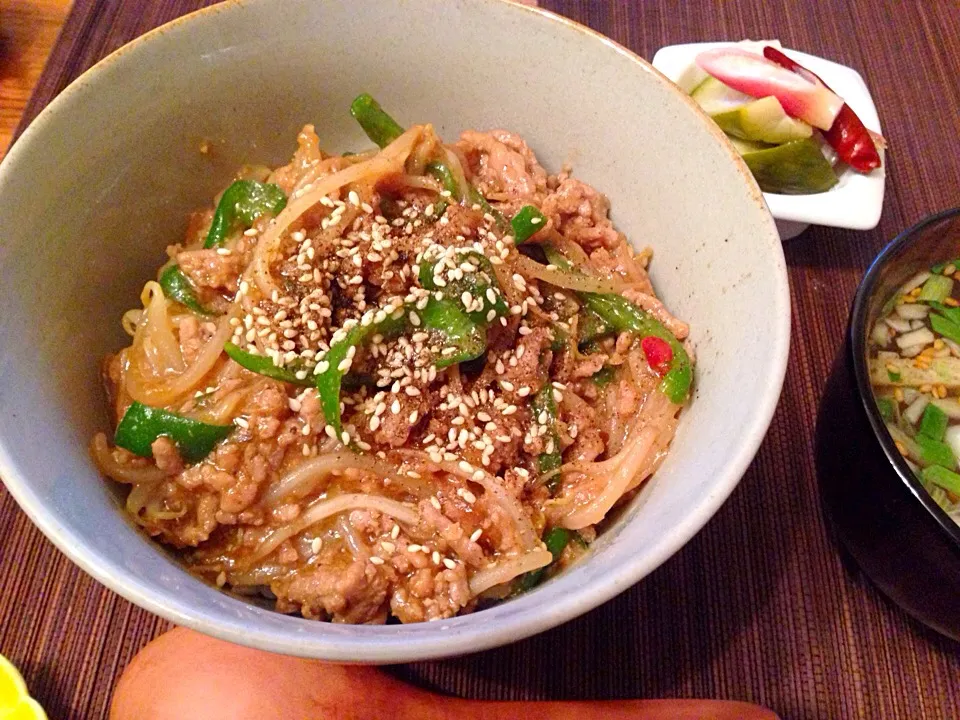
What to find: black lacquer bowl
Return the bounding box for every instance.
[817,208,960,642]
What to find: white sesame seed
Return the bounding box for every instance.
[443,558,457,570]
[369,556,385,565]
[470,529,482,543]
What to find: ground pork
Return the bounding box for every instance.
[456,129,548,202]
[390,564,471,623]
[540,177,619,250]
[177,249,244,292]
[275,556,392,623]
[622,289,689,340]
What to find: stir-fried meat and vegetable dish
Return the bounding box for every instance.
[92,95,694,623]
[869,260,960,527]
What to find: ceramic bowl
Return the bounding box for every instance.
[652,41,886,240]
[817,208,960,641]
[0,0,789,661]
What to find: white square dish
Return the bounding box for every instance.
[652,41,886,240]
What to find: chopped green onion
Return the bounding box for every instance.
[875,396,895,421]
[921,464,960,495]
[919,403,949,441]
[930,313,960,346]
[915,433,956,469]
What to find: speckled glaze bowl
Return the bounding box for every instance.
[0,0,789,661]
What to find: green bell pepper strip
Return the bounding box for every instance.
[577,306,613,345]
[514,527,572,593]
[919,403,949,441]
[921,464,960,495]
[115,401,233,463]
[590,366,617,388]
[158,264,213,316]
[349,94,513,228]
[315,298,486,439]
[419,297,488,369]
[223,342,313,386]
[542,246,692,404]
[531,384,562,485]
[350,93,405,149]
[419,251,508,323]
[204,180,287,248]
[511,205,547,243]
[582,294,692,404]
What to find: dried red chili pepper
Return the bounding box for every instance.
[763,46,882,173]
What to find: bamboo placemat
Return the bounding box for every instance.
[1,1,958,718]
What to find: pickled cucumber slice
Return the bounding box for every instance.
[690,76,754,115]
[711,96,813,144]
[734,138,838,194]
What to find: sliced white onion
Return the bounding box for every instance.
[903,395,930,425]
[910,320,925,330]
[895,304,930,320]
[248,493,418,564]
[871,322,891,347]
[902,388,920,404]
[884,316,912,334]
[259,451,406,507]
[896,327,935,350]
[899,271,930,295]
[90,433,166,485]
[468,549,553,596]
[944,338,960,358]
[513,253,624,295]
[126,308,237,406]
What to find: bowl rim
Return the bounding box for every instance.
[0,0,790,660]
[849,206,960,549]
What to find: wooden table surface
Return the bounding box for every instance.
[1,1,959,719]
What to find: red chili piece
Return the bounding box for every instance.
[763,46,881,173]
[641,336,673,376]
